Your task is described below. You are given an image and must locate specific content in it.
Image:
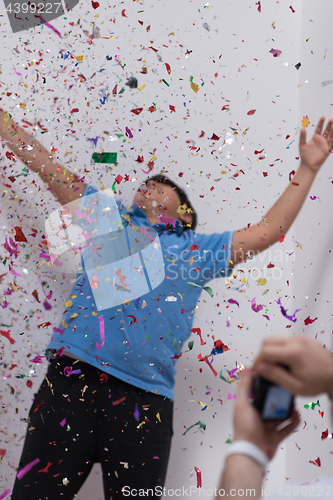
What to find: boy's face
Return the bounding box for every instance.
[132,180,192,225]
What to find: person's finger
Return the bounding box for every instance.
[324,119,333,142]
[254,362,298,394]
[275,409,301,441]
[315,116,325,136]
[254,345,295,367]
[237,368,253,402]
[299,127,307,148]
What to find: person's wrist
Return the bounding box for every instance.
[225,440,269,474]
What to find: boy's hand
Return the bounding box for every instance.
[300,116,333,171]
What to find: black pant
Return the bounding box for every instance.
[11,356,174,500]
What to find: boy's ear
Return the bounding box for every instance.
[178,212,193,226]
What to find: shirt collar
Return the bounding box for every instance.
[128,203,184,235]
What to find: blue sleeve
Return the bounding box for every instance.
[188,230,234,284]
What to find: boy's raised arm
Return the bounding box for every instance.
[0,108,86,206]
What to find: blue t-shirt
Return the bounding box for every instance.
[47,184,234,400]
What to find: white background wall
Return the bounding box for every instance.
[0,0,332,498]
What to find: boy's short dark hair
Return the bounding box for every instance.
[145,174,197,232]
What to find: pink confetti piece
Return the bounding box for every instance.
[0,489,11,500]
[194,466,202,488]
[269,48,282,57]
[125,127,133,138]
[17,458,40,479]
[38,15,62,38]
[9,265,21,277]
[228,299,239,307]
[53,327,64,337]
[96,316,105,349]
[251,297,263,313]
[39,252,63,267]
[227,393,237,400]
[74,210,97,223]
[60,418,66,427]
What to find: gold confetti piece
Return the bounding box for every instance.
[75,55,84,61]
[70,313,78,319]
[62,320,68,329]
[137,84,146,91]
[65,299,73,307]
[261,217,269,226]
[44,375,54,395]
[92,311,99,316]
[257,278,267,286]
[301,115,310,128]
[156,412,161,422]
[297,243,303,250]
[82,385,88,396]
[190,256,195,266]
[190,82,199,93]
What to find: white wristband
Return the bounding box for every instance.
[225,441,268,473]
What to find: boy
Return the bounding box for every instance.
[1,108,332,499]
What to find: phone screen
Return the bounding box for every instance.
[261,385,294,420]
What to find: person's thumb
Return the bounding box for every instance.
[237,368,253,401]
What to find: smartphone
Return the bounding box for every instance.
[252,375,294,421]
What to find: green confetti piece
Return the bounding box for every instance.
[182,420,206,436]
[184,340,194,352]
[203,286,214,298]
[112,180,117,191]
[226,438,232,444]
[91,152,117,164]
[219,370,228,383]
[229,127,237,131]
[162,79,170,87]
[304,400,320,410]
[187,281,202,289]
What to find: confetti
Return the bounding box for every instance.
[0,490,11,500]
[13,226,27,242]
[309,457,321,467]
[304,316,318,325]
[133,403,140,421]
[269,48,282,57]
[39,16,62,38]
[17,458,40,479]
[227,393,237,400]
[0,330,15,345]
[194,466,202,488]
[182,421,206,435]
[251,297,263,313]
[96,316,105,350]
[301,115,310,128]
[277,298,300,322]
[304,400,320,410]
[191,328,206,345]
[247,109,256,115]
[228,298,239,307]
